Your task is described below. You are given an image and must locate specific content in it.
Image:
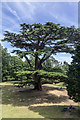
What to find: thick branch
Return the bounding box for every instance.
[40,54,46,63]
[40,50,54,64]
[24,55,33,68]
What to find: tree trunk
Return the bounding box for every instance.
[34,53,42,91]
[35,53,38,70]
[38,61,42,70]
[34,65,42,91]
[33,75,42,91]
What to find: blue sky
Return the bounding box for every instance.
[1,2,78,64]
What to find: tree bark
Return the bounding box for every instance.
[34,54,42,91]
[35,53,38,70]
[33,74,42,91]
[25,55,33,69]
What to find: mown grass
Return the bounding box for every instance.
[1,81,80,118]
[43,82,66,88]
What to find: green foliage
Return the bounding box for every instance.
[2,46,11,81]
[44,66,64,73]
[2,22,78,90]
[36,70,67,82]
[43,58,52,69]
[1,46,29,81]
[2,22,74,71]
[43,56,59,69]
[67,44,80,102]
[62,61,69,71]
[16,70,67,84]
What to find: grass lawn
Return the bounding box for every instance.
[1,81,80,118]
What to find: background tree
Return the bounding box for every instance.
[50,56,60,67]
[67,44,80,102]
[8,56,24,80]
[2,22,73,90]
[43,57,53,69]
[66,27,80,101]
[43,56,62,72]
[2,46,11,81]
[1,46,29,81]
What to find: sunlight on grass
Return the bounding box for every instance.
[42,82,66,88]
[0,81,15,85]
[2,105,44,118]
[1,81,80,118]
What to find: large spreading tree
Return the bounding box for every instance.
[2,22,74,90]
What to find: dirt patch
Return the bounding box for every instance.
[2,84,78,107]
[48,89,68,96]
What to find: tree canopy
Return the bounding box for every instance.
[2,22,74,70]
[2,22,78,90]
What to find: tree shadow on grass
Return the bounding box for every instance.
[2,85,69,107]
[29,105,80,118]
[2,84,80,118]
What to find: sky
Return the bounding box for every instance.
[0,1,78,64]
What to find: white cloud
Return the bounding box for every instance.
[6,4,20,21]
[2,3,22,31]
[2,2,37,35]
[25,2,36,14]
[50,12,78,28]
[2,12,20,34]
[0,33,4,39]
[2,12,18,25]
[53,54,72,64]
[12,2,36,22]
[49,3,78,27]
